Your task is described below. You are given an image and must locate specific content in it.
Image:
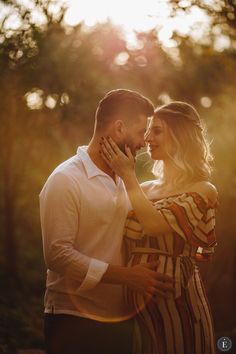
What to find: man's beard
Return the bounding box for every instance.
[117,141,136,157]
[117,142,126,155]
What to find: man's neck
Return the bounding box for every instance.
[87,136,116,180]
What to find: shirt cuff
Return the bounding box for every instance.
[77,258,109,293]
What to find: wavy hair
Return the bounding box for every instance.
[151,101,213,187]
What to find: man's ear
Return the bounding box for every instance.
[114,120,126,138]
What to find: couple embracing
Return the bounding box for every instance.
[40,89,218,354]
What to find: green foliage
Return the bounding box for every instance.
[0,267,45,351]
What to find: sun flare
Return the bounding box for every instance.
[64,0,209,48]
[64,0,169,31]
[0,0,212,49]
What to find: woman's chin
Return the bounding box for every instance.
[150,151,162,160]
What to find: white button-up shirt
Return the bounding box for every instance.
[39,146,131,321]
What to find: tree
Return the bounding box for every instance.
[170,0,236,42]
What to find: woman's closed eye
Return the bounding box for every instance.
[152,127,163,135]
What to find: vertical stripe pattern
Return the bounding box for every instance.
[124,192,217,354]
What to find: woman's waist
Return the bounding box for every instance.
[128,247,196,300]
[130,246,196,261]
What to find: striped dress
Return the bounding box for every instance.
[124,191,217,354]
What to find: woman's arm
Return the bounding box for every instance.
[122,174,173,236]
[100,137,172,237]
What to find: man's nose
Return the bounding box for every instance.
[140,138,146,148]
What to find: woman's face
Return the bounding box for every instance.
[145,116,171,160]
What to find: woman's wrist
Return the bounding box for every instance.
[123,173,139,193]
[122,170,136,183]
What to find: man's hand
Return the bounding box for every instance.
[123,261,174,299]
[102,262,175,299]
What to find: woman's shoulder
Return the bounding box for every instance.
[190,181,218,206]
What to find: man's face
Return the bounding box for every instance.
[118,114,148,156]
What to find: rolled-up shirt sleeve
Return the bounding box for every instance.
[39,172,108,291]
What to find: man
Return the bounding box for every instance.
[40,89,173,354]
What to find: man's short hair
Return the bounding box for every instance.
[95,89,154,130]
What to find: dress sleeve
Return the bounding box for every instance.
[158,192,217,249]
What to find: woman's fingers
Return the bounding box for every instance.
[101,138,116,157]
[100,150,112,167]
[101,144,112,160]
[101,137,133,164]
[125,144,134,160]
[107,136,121,154]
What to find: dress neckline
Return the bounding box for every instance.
[150,191,211,207]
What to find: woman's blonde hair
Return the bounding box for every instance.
[151,101,213,187]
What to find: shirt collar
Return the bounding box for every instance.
[77,146,110,179]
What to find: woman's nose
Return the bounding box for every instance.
[144,131,152,143]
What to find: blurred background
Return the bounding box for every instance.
[0,0,235,352]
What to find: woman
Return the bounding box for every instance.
[100,101,218,354]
